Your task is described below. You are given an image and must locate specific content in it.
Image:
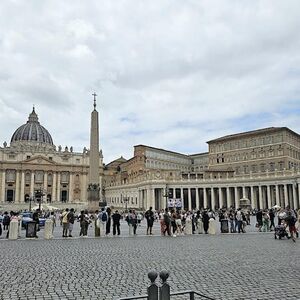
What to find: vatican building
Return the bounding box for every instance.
[0,107,103,210]
[1,107,300,212]
[104,127,300,211]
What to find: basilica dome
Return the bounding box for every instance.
[10,108,54,145]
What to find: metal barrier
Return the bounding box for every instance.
[118,270,215,300]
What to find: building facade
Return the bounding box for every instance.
[104,127,300,211]
[0,108,103,206]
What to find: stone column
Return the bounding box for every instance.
[80,173,87,202]
[188,188,192,211]
[56,172,61,202]
[151,188,155,209]
[259,185,263,209]
[173,188,176,199]
[267,185,272,209]
[195,188,199,209]
[250,186,255,209]
[69,173,73,203]
[284,184,289,208]
[43,172,47,193]
[275,184,280,206]
[292,183,297,210]
[219,187,223,208]
[15,171,20,203]
[226,187,231,208]
[211,188,215,210]
[203,188,208,209]
[30,171,34,197]
[234,187,239,208]
[242,186,246,198]
[52,172,57,202]
[297,183,300,209]
[1,170,6,202]
[20,171,25,203]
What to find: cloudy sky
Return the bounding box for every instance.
[0,1,300,163]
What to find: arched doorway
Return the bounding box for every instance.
[47,194,52,203]
[6,190,14,202]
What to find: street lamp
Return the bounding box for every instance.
[123,197,129,212]
[35,187,44,211]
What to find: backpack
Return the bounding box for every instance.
[3,215,10,225]
[101,212,108,222]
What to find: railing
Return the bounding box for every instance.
[118,270,215,300]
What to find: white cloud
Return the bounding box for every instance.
[0,0,300,162]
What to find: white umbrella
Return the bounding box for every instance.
[44,204,59,211]
[272,204,281,209]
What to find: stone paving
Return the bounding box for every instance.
[0,220,299,300]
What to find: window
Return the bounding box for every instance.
[49,157,53,161]
[27,156,31,159]
[8,155,15,159]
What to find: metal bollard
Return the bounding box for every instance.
[147,270,158,300]
[159,270,170,300]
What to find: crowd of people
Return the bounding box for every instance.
[0,205,299,241]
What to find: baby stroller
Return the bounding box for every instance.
[274,224,288,239]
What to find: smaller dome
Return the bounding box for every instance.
[10,107,54,145]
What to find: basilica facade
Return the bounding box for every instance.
[104,127,300,211]
[0,108,103,206]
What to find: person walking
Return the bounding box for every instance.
[126,210,134,236]
[236,208,244,233]
[106,207,111,236]
[269,209,275,231]
[67,208,75,237]
[132,209,138,235]
[112,210,121,236]
[202,210,209,234]
[61,208,69,237]
[98,208,108,236]
[256,209,263,232]
[145,207,154,235]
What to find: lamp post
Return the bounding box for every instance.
[35,186,44,212]
[123,197,129,213]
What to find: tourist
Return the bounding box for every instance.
[163,209,171,236]
[2,211,10,231]
[112,210,121,236]
[61,208,69,238]
[132,209,138,235]
[256,209,263,232]
[229,210,235,233]
[67,208,75,237]
[79,210,88,237]
[236,208,244,233]
[145,207,154,235]
[49,212,56,233]
[106,207,111,236]
[126,209,134,235]
[175,211,183,235]
[202,210,209,234]
[170,209,177,236]
[269,209,275,231]
[98,208,108,236]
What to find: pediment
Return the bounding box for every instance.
[23,155,56,165]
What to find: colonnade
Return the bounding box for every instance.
[106,182,300,211]
[0,169,87,203]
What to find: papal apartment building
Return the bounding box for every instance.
[104,127,300,211]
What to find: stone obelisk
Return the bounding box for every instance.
[87,93,100,211]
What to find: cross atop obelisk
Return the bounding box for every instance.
[92,92,97,110]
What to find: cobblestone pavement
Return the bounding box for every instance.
[0,221,299,300]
